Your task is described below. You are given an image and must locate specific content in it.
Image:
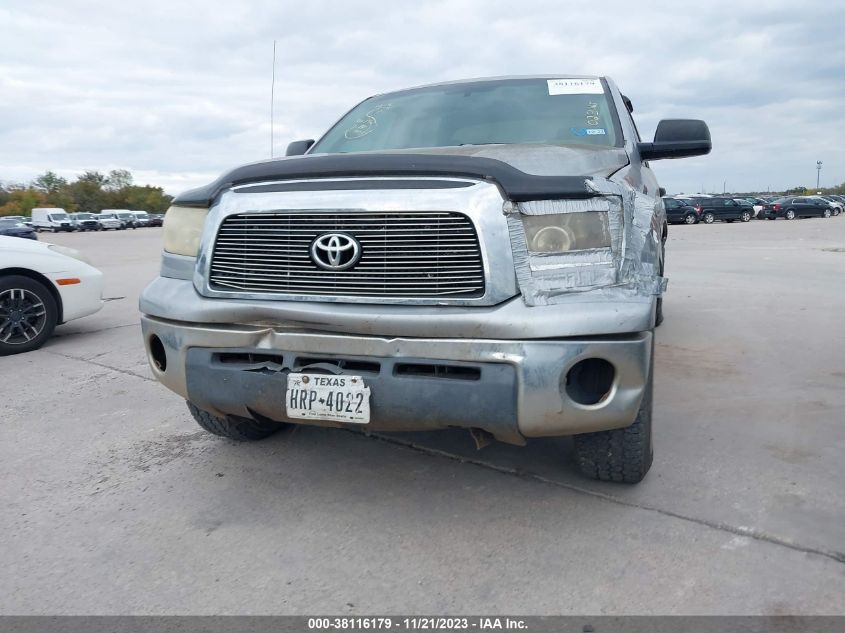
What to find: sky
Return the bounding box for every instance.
[1,0,843,196]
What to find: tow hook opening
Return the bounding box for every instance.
[149,334,167,372]
[565,358,615,406]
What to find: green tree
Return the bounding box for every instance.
[123,185,173,213]
[32,171,77,210]
[32,171,68,194]
[105,169,133,191]
[0,187,48,217]
[68,171,108,212]
[784,186,807,196]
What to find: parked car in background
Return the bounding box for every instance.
[815,196,843,216]
[693,197,753,224]
[96,212,124,230]
[69,212,101,232]
[741,197,766,217]
[663,197,699,224]
[129,210,151,227]
[761,197,834,220]
[117,211,139,229]
[31,208,73,233]
[0,218,38,240]
[733,198,756,214]
[101,209,138,229]
[0,235,103,355]
[828,194,845,211]
[3,215,33,227]
[147,214,164,227]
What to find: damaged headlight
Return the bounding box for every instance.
[163,205,209,257]
[506,196,624,305]
[522,212,611,253]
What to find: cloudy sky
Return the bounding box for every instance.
[1,0,843,195]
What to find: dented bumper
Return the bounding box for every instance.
[140,281,652,443]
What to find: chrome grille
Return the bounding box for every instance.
[209,211,485,298]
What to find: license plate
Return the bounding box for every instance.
[285,373,371,424]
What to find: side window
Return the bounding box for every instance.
[723,199,733,206]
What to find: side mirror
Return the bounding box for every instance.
[285,139,315,156]
[658,187,667,197]
[637,119,711,160]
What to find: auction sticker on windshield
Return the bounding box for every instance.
[286,373,371,424]
[547,78,603,95]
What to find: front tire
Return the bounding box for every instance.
[703,212,715,224]
[0,275,59,356]
[684,213,696,225]
[187,401,287,441]
[573,354,654,484]
[741,211,751,222]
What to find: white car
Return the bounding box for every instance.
[96,213,123,230]
[129,210,151,226]
[0,236,104,355]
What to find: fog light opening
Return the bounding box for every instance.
[565,358,615,406]
[149,334,167,372]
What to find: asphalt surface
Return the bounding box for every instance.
[2,218,844,615]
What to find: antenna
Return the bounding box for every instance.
[270,40,276,158]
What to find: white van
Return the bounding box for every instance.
[31,208,73,232]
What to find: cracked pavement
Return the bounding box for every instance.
[1,222,844,614]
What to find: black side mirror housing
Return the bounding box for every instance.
[637,119,711,161]
[286,139,315,156]
[658,187,667,197]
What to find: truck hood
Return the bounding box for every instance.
[390,143,629,178]
[173,144,630,207]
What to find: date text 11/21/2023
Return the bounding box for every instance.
[307,617,528,630]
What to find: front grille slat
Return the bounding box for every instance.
[209,211,485,299]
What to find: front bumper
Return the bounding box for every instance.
[140,313,652,444]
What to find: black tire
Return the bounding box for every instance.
[823,209,831,218]
[0,275,59,356]
[186,400,286,441]
[703,212,715,224]
[785,209,796,220]
[683,213,696,225]
[573,349,654,483]
[741,211,751,222]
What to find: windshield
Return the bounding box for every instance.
[311,78,621,154]
[76,213,94,219]
[135,213,149,218]
[49,213,69,221]
[118,213,132,219]
[0,219,24,228]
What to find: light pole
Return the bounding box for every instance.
[816,161,823,189]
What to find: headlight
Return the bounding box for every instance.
[163,205,208,256]
[522,211,611,253]
[48,244,92,265]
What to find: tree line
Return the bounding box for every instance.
[0,170,173,217]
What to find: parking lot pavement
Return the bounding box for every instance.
[2,220,844,615]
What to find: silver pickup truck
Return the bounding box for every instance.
[140,76,710,483]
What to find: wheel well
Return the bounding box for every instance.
[0,268,64,323]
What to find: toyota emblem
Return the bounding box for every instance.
[310,233,362,271]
